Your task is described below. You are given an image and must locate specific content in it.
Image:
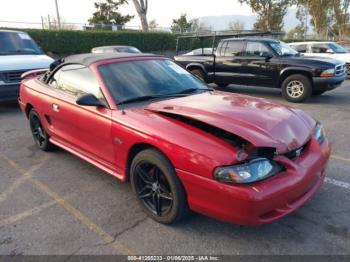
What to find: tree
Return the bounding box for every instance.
[149,19,158,30]
[228,20,245,30]
[238,0,291,31]
[132,0,149,31]
[88,0,133,26]
[329,0,350,39]
[294,4,308,38]
[171,14,192,33]
[286,26,306,39]
[190,18,212,33]
[296,0,350,39]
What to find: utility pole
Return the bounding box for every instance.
[54,0,61,29]
[48,14,51,30]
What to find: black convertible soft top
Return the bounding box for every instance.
[60,53,161,67]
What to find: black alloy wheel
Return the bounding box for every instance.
[130,149,189,224]
[29,109,54,151]
[134,162,173,217]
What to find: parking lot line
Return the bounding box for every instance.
[0,156,50,203]
[331,155,350,163]
[0,199,58,227]
[325,177,350,190]
[0,153,134,255]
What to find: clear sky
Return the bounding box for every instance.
[0,0,253,28]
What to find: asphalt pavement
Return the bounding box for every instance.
[0,81,349,256]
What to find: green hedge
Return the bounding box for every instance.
[16,29,177,54]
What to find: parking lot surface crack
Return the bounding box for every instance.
[110,216,148,244]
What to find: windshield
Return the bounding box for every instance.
[116,47,141,53]
[0,31,43,55]
[328,43,348,53]
[99,59,209,105]
[269,41,299,56]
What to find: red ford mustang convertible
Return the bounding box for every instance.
[19,53,330,225]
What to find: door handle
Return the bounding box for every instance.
[52,103,60,112]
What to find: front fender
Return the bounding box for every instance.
[280,67,314,77]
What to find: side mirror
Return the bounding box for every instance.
[326,49,334,54]
[262,52,273,61]
[76,93,106,107]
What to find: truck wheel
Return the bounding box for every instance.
[281,74,312,103]
[190,69,206,82]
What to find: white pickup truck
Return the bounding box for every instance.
[0,29,54,102]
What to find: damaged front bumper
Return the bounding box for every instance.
[176,137,331,225]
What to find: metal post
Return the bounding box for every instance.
[176,37,179,55]
[48,14,51,30]
[211,31,217,50]
[54,0,61,29]
[41,16,45,29]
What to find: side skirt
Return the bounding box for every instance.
[50,137,126,182]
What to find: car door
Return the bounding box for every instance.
[214,40,246,85]
[240,41,279,87]
[46,64,115,167]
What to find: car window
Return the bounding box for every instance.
[245,42,271,57]
[311,44,330,53]
[116,47,141,53]
[224,41,244,56]
[99,59,208,104]
[0,31,43,55]
[291,44,307,53]
[49,64,104,99]
[219,41,228,56]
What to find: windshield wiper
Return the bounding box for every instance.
[117,88,212,106]
[176,88,210,94]
[117,93,188,106]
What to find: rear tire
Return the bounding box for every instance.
[281,74,312,103]
[130,149,189,224]
[28,109,54,151]
[190,69,206,82]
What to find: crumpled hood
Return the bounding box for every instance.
[146,91,316,153]
[0,54,54,71]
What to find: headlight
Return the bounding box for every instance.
[214,158,283,184]
[313,122,325,144]
[320,68,335,77]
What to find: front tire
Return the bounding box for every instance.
[313,90,327,96]
[130,149,189,224]
[29,109,54,151]
[281,74,312,103]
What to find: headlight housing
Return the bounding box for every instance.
[313,122,325,144]
[320,68,335,77]
[214,158,283,184]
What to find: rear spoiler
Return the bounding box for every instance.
[21,68,49,80]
